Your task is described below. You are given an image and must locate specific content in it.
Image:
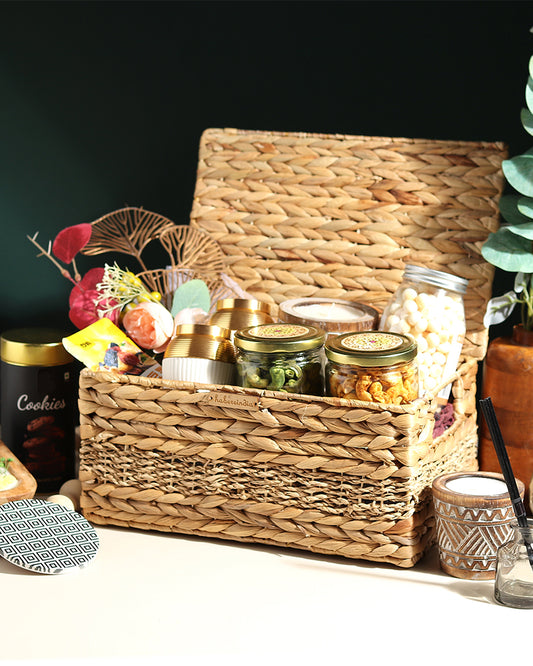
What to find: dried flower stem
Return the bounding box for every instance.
[97,263,160,316]
[27,233,79,286]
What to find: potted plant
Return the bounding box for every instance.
[479,52,533,508]
[482,54,533,336]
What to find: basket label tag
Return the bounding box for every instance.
[202,392,260,409]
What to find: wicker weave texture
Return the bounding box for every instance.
[78,127,504,567]
[79,359,478,567]
[190,128,507,359]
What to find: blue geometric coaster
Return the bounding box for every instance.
[0,498,99,574]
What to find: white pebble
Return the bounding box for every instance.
[427,332,440,349]
[59,478,82,510]
[389,302,401,315]
[433,351,447,366]
[403,299,418,314]
[47,494,76,511]
[424,376,438,391]
[413,318,428,334]
[386,314,401,329]
[402,288,418,301]
[416,336,428,353]
[407,310,421,326]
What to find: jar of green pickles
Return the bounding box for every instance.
[325,331,418,404]
[234,323,325,396]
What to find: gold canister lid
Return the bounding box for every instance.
[0,328,74,367]
[163,324,236,363]
[209,299,275,331]
[214,299,275,315]
[234,323,325,353]
[325,331,417,367]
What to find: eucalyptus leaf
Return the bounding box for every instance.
[517,196,533,220]
[502,155,533,197]
[170,279,211,317]
[506,223,533,240]
[530,55,533,79]
[521,107,533,136]
[499,194,533,226]
[514,272,532,293]
[481,227,533,272]
[483,292,518,328]
[527,76,533,115]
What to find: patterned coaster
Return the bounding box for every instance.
[0,498,99,574]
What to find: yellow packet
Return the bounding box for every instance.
[62,318,162,377]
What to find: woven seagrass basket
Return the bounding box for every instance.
[78,128,507,567]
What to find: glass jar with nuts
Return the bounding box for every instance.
[325,331,418,404]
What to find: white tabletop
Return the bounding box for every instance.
[1,522,531,665]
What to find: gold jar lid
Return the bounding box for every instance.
[325,331,416,367]
[209,299,275,331]
[234,323,325,353]
[214,299,274,315]
[164,324,236,363]
[0,328,74,366]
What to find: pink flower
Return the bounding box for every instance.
[69,267,119,329]
[122,301,174,353]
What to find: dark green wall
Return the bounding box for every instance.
[1,0,531,338]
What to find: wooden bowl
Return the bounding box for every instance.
[0,441,37,504]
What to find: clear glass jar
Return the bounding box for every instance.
[325,331,418,404]
[494,519,533,609]
[379,264,468,398]
[234,323,325,396]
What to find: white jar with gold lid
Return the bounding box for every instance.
[162,324,236,385]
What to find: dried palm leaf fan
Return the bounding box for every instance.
[80,206,233,310]
[81,206,225,275]
[81,207,177,272]
[157,224,225,275]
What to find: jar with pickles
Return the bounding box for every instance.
[325,331,418,405]
[234,323,325,396]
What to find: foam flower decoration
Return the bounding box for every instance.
[97,263,162,315]
[122,301,174,353]
[69,267,119,329]
[173,307,209,327]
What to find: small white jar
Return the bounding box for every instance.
[380,265,468,398]
[162,324,236,385]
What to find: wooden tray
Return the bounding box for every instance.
[0,441,37,504]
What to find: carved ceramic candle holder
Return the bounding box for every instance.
[432,471,525,580]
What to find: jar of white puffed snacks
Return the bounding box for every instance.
[379,265,468,399]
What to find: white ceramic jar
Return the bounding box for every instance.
[162,324,236,385]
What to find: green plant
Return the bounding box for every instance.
[482,54,533,330]
[0,458,12,472]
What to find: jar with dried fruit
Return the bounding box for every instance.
[379,265,467,398]
[325,331,418,404]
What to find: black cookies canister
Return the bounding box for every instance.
[0,328,76,492]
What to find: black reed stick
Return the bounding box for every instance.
[478,397,533,570]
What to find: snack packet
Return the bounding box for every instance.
[62,318,162,378]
